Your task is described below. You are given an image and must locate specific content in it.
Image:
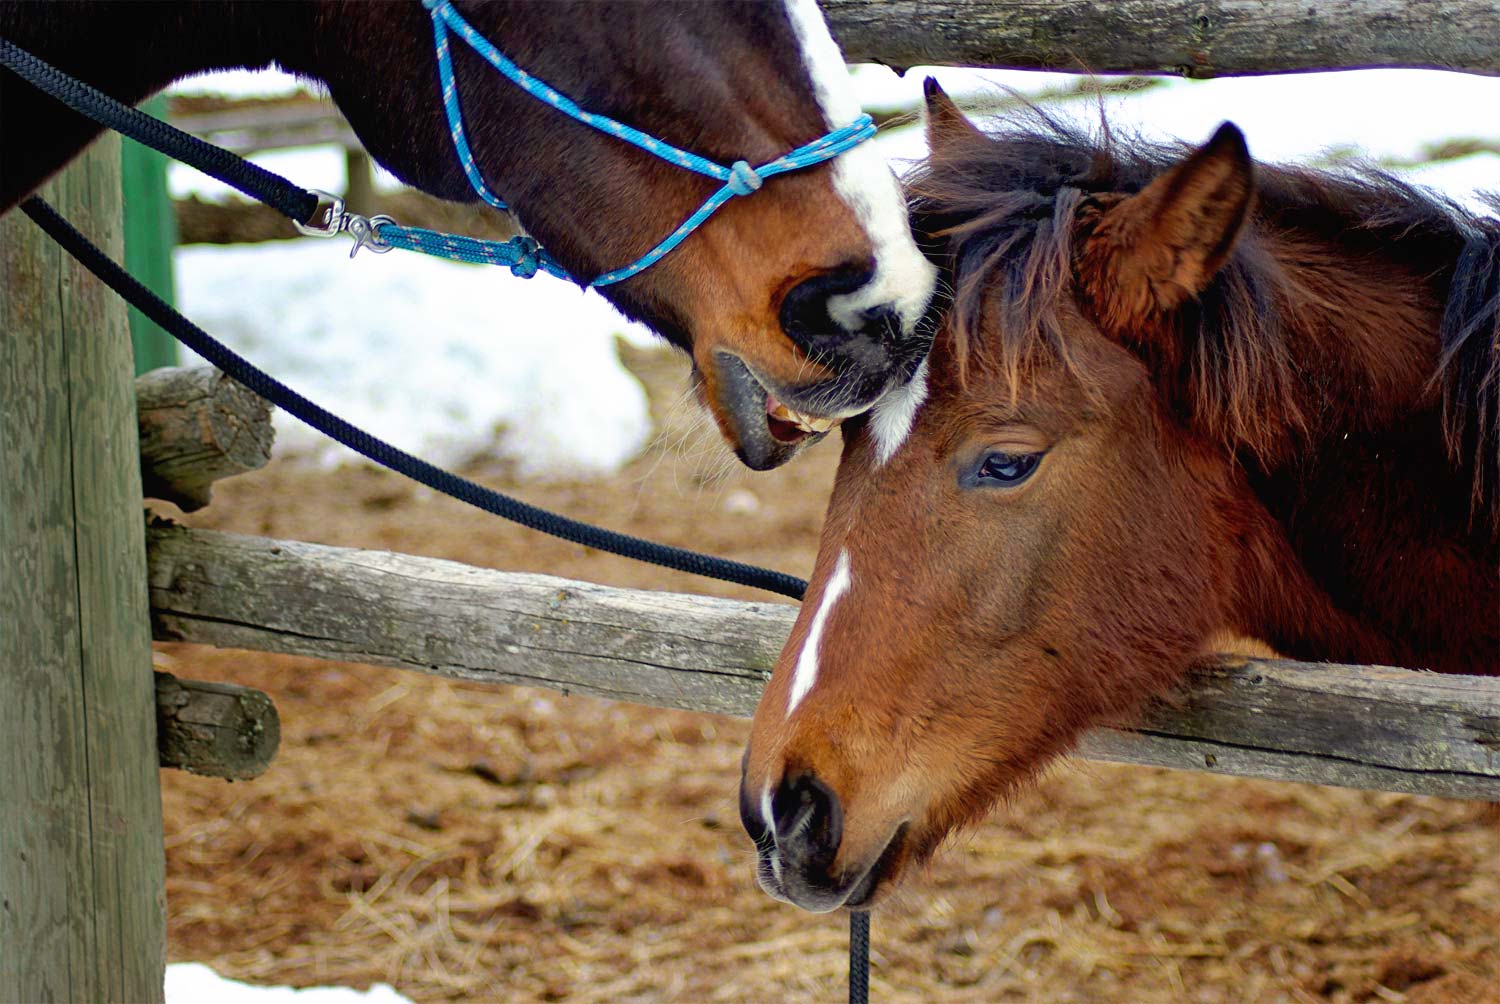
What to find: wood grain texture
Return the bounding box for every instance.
[821,0,1500,77]
[155,673,281,780]
[1,141,166,1004]
[136,365,274,512]
[148,526,1500,801]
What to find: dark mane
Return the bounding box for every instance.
[907,109,1500,519]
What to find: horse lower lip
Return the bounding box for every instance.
[842,823,908,909]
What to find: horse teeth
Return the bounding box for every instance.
[767,400,837,435]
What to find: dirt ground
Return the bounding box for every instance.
[157,344,1499,1004]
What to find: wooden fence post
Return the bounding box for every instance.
[1,137,167,1002]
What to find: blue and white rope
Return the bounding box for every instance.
[372,0,878,287]
[373,229,571,279]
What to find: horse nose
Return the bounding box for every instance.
[769,772,843,873]
[780,265,899,365]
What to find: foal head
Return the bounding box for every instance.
[315,0,936,469]
[740,86,1276,911]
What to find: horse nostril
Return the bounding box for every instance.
[770,772,843,870]
[738,777,772,851]
[779,264,875,360]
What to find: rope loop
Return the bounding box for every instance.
[727,160,764,196]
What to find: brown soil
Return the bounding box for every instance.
[158,344,1500,1004]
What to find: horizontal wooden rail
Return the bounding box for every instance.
[171,102,360,156]
[146,526,1500,800]
[822,0,1500,77]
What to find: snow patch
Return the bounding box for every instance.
[174,240,656,479]
[862,66,1499,211]
[166,963,413,1004]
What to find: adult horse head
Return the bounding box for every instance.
[0,0,935,470]
[740,83,1499,912]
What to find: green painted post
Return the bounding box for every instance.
[0,138,168,1002]
[121,94,180,374]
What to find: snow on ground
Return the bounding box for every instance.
[174,240,655,478]
[167,67,1496,477]
[876,66,1500,212]
[166,963,413,1004]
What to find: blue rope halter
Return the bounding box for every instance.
[369,0,878,286]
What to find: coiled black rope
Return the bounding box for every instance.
[9,30,874,999]
[24,193,872,1003]
[20,196,811,601]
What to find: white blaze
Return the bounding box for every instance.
[782,0,936,337]
[786,548,853,717]
[869,358,929,465]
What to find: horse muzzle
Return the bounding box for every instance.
[739,769,911,913]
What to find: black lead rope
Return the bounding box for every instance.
[19,195,872,1004]
[20,197,809,601]
[0,38,318,223]
[850,911,871,1001]
[6,31,871,1002]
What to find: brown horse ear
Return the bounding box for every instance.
[1078,122,1255,337]
[923,77,983,154]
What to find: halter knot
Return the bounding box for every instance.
[421,0,442,10]
[507,236,541,279]
[727,160,763,197]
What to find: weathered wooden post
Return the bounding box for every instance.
[1,138,167,1001]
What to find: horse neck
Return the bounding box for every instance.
[0,2,315,209]
[1258,224,1447,452]
[1222,223,1499,673]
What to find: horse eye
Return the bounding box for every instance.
[972,451,1042,487]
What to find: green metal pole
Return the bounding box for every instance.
[121,93,180,374]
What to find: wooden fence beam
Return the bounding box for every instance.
[821,0,1500,77]
[147,526,1500,800]
[1,139,166,1004]
[137,365,274,512]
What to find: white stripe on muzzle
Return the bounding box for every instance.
[782,0,936,338]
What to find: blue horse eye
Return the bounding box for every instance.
[976,451,1041,485]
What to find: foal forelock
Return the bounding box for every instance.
[909,116,1500,520]
[1438,200,1500,518]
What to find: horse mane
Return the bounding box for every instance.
[907,107,1500,523]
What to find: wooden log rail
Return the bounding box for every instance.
[146,525,1500,801]
[155,673,280,780]
[822,0,1500,77]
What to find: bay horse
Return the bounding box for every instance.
[0,0,935,471]
[740,82,1499,912]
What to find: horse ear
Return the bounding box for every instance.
[923,77,983,153]
[1078,122,1255,337]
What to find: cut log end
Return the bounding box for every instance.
[155,672,281,780]
[137,365,274,512]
